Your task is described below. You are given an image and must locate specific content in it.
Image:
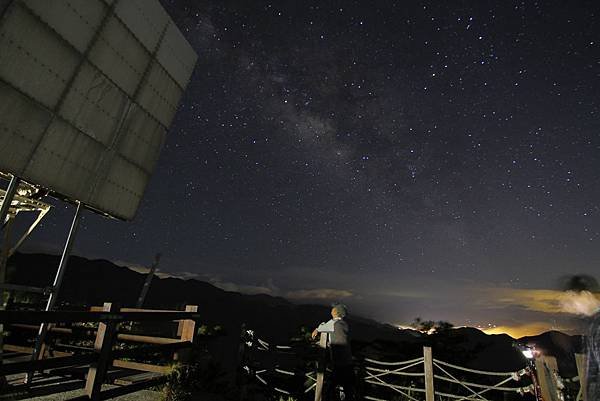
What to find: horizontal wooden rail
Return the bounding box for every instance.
[10,324,182,345]
[0,283,47,294]
[0,310,200,324]
[111,341,192,359]
[3,344,71,357]
[90,307,186,313]
[0,353,96,376]
[117,333,182,345]
[12,323,74,334]
[112,359,170,374]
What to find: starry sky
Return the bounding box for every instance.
[11,0,600,337]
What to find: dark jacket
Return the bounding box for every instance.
[329,319,353,368]
[588,312,600,401]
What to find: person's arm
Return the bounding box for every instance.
[311,319,335,339]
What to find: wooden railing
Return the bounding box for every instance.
[0,303,199,400]
[240,327,589,401]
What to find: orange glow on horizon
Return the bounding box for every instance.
[482,322,570,338]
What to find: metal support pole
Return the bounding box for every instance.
[0,175,19,229]
[0,216,14,378]
[135,253,161,308]
[27,201,83,383]
[8,207,50,258]
[0,175,18,387]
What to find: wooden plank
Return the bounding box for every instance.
[0,353,96,375]
[117,333,181,345]
[91,306,183,313]
[0,310,201,324]
[10,324,182,344]
[112,359,170,374]
[314,332,327,401]
[11,323,73,334]
[575,353,587,401]
[174,305,197,362]
[536,355,560,401]
[424,346,435,401]
[85,303,119,401]
[3,344,34,354]
[113,371,164,385]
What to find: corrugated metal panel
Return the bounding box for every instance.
[0,4,79,108]
[93,155,148,220]
[117,104,166,173]
[114,0,169,52]
[0,81,52,175]
[23,0,106,53]
[0,0,197,220]
[137,60,181,127]
[89,15,149,96]
[59,61,130,146]
[157,22,198,88]
[24,119,104,200]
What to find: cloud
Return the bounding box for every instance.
[203,276,279,296]
[489,288,564,313]
[483,287,600,315]
[378,290,435,299]
[285,288,353,300]
[112,259,201,280]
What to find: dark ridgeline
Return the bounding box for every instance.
[5,252,582,380]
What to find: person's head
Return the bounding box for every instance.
[560,275,600,316]
[331,303,347,319]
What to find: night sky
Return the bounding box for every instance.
[14,0,600,337]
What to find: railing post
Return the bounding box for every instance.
[535,355,561,401]
[236,323,248,401]
[314,332,327,401]
[574,353,587,401]
[85,302,119,400]
[423,346,435,401]
[174,305,197,362]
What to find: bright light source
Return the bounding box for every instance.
[522,349,534,359]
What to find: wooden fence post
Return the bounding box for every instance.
[85,302,119,400]
[314,332,327,401]
[535,355,561,401]
[174,305,197,362]
[423,346,435,401]
[574,353,587,401]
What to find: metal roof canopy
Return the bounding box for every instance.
[0,0,198,221]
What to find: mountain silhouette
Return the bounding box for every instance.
[4,252,582,380]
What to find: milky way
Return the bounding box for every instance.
[18,0,600,334]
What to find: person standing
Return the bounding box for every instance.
[312,303,355,400]
[560,275,600,401]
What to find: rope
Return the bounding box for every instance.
[274,368,295,376]
[433,374,523,392]
[433,359,525,376]
[305,383,317,393]
[365,359,425,373]
[255,373,267,385]
[433,361,490,401]
[365,396,394,401]
[364,381,426,394]
[436,390,485,400]
[364,356,424,366]
[366,366,425,378]
[365,378,426,401]
[273,387,290,395]
[434,387,533,401]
